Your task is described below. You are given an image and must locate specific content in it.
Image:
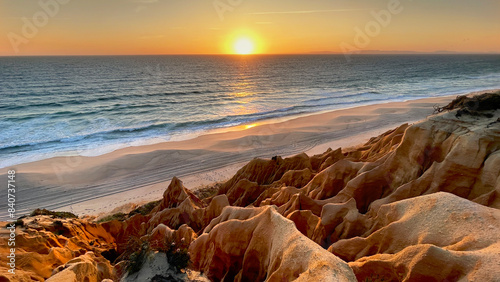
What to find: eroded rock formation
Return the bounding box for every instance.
[0,216,116,281]
[189,206,356,281]
[5,92,500,281]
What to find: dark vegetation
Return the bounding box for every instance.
[97,212,127,223]
[129,200,161,216]
[4,209,77,228]
[434,91,500,118]
[127,239,150,275]
[97,200,161,223]
[158,240,190,272]
[125,236,190,275]
[51,220,71,236]
[193,183,221,200]
[30,208,78,219]
[13,218,25,228]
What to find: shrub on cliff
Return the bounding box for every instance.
[193,183,221,200]
[30,208,78,219]
[126,237,190,275]
[97,212,127,223]
[434,91,500,117]
[129,200,161,216]
[151,239,190,272]
[98,200,162,224]
[127,241,149,274]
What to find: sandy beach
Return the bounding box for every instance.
[0,91,495,220]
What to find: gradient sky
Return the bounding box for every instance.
[0,0,499,56]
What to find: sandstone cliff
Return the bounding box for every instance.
[3,92,499,281]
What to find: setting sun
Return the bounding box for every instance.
[233,38,255,55]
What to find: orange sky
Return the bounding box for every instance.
[0,0,499,56]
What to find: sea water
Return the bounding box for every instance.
[1,54,499,167]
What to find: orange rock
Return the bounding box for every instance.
[226,179,265,206]
[47,251,116,282]
[310,147,344,171]
[259,186,301,207]
[147,193,229,233]
[311,198,368,248]
[202,194,230,226]
[349,243,500,282]
[148,197,203,232]
[0,216,116,281]
[285,210,320,240]
[329,193,500,265]
[189,206,356,281]
[277,168,315,188]
[0,247,74,281]
[342,110,500,214]
[147,223,197,250]
[277,192,338,217]
[218,153,312,195]
[154,176,204,212]
[147,223,174,246]
[358,123,409,162]
[301,160,364,200]
[252,185,281,207]
[104,213,149,253]
[203,206,270,233]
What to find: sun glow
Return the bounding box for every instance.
[233,38,255,55]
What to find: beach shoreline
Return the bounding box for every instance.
[1,89,498,219]
[2,88,499,170]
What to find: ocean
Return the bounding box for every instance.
[1,54,499,168]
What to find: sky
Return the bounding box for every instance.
[0,0,499,56]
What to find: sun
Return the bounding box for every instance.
[233,38,255,55]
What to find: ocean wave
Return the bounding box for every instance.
[304,91,381,104]
[2,89,215,112]
[1,101,64,110]
[464,73,500,80]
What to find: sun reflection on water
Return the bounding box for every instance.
[225,59,259,116]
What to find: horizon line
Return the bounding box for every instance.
[1,51,500,57]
